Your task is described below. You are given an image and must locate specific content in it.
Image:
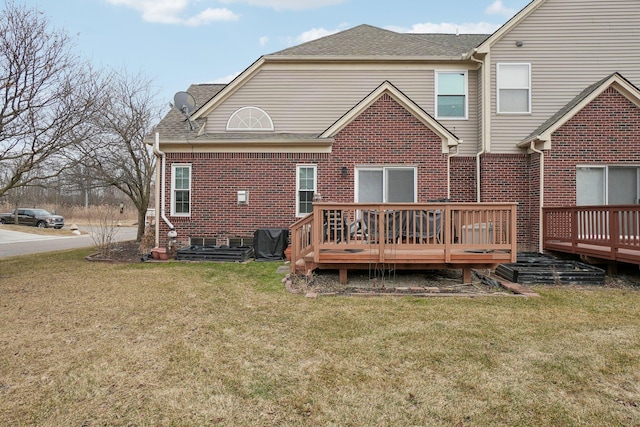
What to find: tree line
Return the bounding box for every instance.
[0,0,162,241]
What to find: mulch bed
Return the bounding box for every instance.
[85,241,146,263]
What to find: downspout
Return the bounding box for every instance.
[151,132,176,247]
[447,143,461,200]
[467,48,487,202]
[529,140,544,252]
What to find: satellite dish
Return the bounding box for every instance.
[173,91,196,116]
[172,91,196,131]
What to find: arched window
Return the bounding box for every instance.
[226,106,274,131]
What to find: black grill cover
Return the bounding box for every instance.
[253,228,289,261]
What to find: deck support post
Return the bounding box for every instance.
[462,267,472,284]
[339,268,348,284]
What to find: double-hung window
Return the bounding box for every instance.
[296,164,316,217]
[171,164,191,216]
[356,167,417,203]
[436,71,467,119]
[497,63,531,114]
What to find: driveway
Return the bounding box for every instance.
[0,226,138,258]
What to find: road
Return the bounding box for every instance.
[0,226,138,258]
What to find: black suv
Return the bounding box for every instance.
[0,208,65,229]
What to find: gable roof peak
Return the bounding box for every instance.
[321,80,459,152]
[520,72,640,148]
[269,24,488,58]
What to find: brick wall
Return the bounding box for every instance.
[450,156,476,202]
[480,153,533,249]
[158,93,453,246]
[545,87,640,206]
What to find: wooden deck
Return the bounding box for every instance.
[543,205,640,266]
[290,202,518,284]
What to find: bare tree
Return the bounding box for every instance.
[82,69,159,242]
[0,1,106,201]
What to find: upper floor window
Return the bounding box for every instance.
[497,63,531,114]
[436,71,467,119]
[171,164,191,216]
[226,106,274,131]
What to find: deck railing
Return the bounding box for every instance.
[290,202,518,273]
[543,205,640,264]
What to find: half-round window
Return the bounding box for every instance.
[226,106,274,131]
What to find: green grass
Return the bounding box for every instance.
[1,250,639,426]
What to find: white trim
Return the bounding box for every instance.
[296,164,317,217]
[191,57,265,121]
[519,74,640,148]
[497,63,531,115]
[320,80,458,153]
[476,0,547,54]
[171,163,192,217]
[435,70,468,120]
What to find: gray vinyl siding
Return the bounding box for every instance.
[206,66,479,156]
[489,0,640,153]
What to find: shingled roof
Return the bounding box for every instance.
[153,25,491,143]
[270,24,489,58]
[152,84,226,141]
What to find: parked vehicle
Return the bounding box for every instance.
[0,208,64,229]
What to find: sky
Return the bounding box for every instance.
[17,0,532,106]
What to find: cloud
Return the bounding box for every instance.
[387,22,501,34]
[277,25,344,47]
[219,0,346,10]
[259,36,269,46]
[105,0,239,25]
[485,0,516,17]
[296,27,341,43]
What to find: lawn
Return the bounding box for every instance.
[1,249,639,426]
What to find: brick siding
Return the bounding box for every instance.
[545,87,640,207]
[159,93,453,246]
[157,87,640,251]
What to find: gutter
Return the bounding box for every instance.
[447,143,461,200]
[150,132,176,247]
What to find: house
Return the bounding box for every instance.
[150,0,640,261]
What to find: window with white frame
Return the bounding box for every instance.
[436,71,467,119]
[171,164,191,216]
[497,63,531,114]
[355,167,417,203]
[226,106,274,131]
[296,165,316,216]
[576,165,640,206]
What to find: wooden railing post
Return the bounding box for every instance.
[444,204,452,262]
[571,206,578,251]
[378,206,385,262]
[611,205,619,256]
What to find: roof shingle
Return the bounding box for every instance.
[270,24,488,58]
